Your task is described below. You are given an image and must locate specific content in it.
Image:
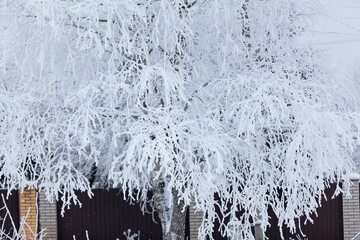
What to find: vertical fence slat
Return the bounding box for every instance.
[0,190,20,237]
[265,183,343,240]
[57,189,190,240]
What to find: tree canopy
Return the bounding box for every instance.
[1,0,360,239]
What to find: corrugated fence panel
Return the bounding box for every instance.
[0,190,20,237]
[265,183,343,240]
[212,192,255,240]
[57,189,190,240]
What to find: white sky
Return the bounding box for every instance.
[316,0,360,166]
[313,0,360,65]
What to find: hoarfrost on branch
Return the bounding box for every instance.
[0,0,360,239]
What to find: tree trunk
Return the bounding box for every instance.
[150,3,189,239]
[152,180,187,240]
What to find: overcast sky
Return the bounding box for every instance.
[313,0,360,65]
[318,0,360,166]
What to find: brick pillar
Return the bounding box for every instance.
[38,190,58,240]
[189,202,203,240]
[343,180,360,240]
[19,186,38,239]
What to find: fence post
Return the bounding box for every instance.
[189,201,203,240]
[38,190,58,240]
[343,177,360,240]
[19,186,38,239]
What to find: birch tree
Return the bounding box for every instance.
[1,0,360,239]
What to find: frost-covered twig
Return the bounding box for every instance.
[1,0,360,239]
[123,229,140,240]
[0,194,44,240]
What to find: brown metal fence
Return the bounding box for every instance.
[0,190,20,237]
[57,189,189,240]
[211,184,343,240]
[265,184,343,240]
[211,192,255,240]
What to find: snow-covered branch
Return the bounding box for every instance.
[1,0,360,239]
